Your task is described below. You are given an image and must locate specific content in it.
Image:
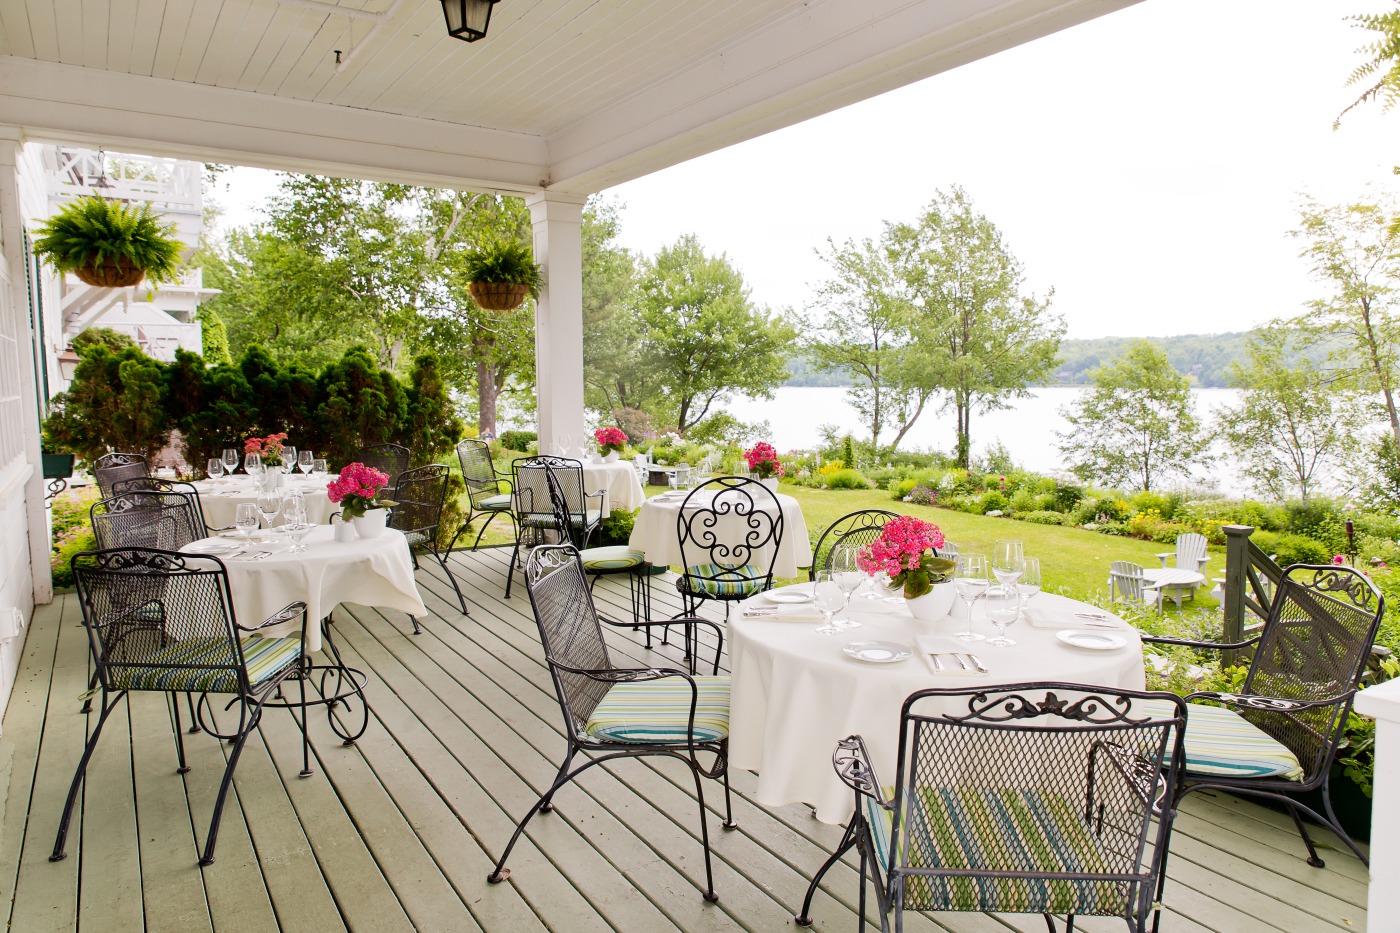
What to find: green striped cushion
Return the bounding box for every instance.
[481,494,512,510]
[522,508,602,529]
[682,563,764,597]
[110,635,302,694]
[1143,699,1303,781]
[581,546,646,571]
[584,675,730,744]
[886,786,1123,915]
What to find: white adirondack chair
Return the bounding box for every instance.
[1108,560,1162,614]
[1157,532,1209,599]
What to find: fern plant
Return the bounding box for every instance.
[32,195,182,282]
[460,239,543,297]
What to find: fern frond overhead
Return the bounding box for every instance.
[1337,5,1400,127]
[31,195,183,281]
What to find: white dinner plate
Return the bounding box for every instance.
[1056,629,1128,651]
[764,590,813,605]
[185,538,242,555]
[842,641,912,664]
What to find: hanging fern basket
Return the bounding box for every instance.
[469,280,531,311]
[74,256,147,289]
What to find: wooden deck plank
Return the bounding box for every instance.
[76,699,144,933]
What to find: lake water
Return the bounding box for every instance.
[732,386,1246,492]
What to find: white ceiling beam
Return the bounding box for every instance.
[0,56,550,194]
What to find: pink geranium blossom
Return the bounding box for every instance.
[244,431,290,466]
[327,462,391,519]
[856,515,952,598]
[743,442,784,479]
[594,427,628,453]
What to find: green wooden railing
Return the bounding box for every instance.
[1221,524,1283,666]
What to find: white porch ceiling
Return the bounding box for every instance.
[0,0,1139,194]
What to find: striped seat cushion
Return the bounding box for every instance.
[522,508,602,529]
[584,675,730,744]
[1142,699,1304,781]
[480,493,512,510]
[868,786,1126,915]
[110,635,302,694]
[680,563,765,598]
[581,546,647,571]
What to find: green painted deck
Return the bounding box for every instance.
[0,547,1370,932]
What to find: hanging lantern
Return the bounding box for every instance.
[440,0,498,42]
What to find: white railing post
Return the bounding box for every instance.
[1355,679,1400,918]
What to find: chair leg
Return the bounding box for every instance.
[796,817,859,925]
[187,693,201,733]
[200,704,262,866]
[168,694,191,773]
[488,748,578,884]
[504,535,523,599]
[431,545,470,615]
[296,674,314,778]
[51,691,125,861]
[687,757,720,903]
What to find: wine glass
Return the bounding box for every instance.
[992,539,1025,588]
[281,445,297,475]
[223,448,239,476]
[812,572,845,636]
[830,547,864,629]
[298,450,314,478]
[256,489,282,531]
[313,458,328,480]
[234,503,259,551]
[558,433,573,457]
[207,458,223,481]
[985,586,1020,647]
[283,497,312,553]
[876,570,903,604]
[953,554,989,642]
[244,452,263,479]
[1016,557,1041,621]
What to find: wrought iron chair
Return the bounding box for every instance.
[90,489,207,552]
[796,684,1187,933]
[541,467,650,624]
[355,443,411,487]
[448,438,517,552]
[486,544,734,901]
[54,548,311,867]
[92,451,149,498]
[110,475,231,534]
[1141,563,1384,868]
[810,509,898,581]
[1108,560,1161,613]
[387,464,469,627]
[504,456,603,598]
[676,476,785,622]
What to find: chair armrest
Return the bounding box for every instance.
[1154,552,1172,567]
[1182,689,1356,713]
[1195,556,1209,573]
[832,735,893,810]
[239,600,307,633]
[549,661,694,686]
[1141,633,1260,651]
[609,614,726,674]
[206,523,236,534]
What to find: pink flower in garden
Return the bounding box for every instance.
[856,515,946,577]
[743,442,784,478]
[594,427,628,450]
[1333,555,1346,565]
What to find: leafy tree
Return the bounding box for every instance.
[888,187,1063,465]
[632,235,795,435]
[1290,196,1400,451]
[45,345,168,462]
[1215,329,1368,502]
[196,307,234,366]
[582,198,648,418]
[1058,340,1210,491]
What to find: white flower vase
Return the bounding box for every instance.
[603,450,620,463]
[906,583,957,622]
[761,477,779,491]
[351,507,389,539]
[266,465,285,489]
[332,514,356,543]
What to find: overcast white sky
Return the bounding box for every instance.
[213,0,1400,340]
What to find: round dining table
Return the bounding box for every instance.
[181,524,427,653]
[192,473,339,528]
[628,486,812,577]
[580,460,646,516]
[728,587,1147,822]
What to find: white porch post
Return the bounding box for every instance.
[1355,680,1400,918]
[526,192,588,455]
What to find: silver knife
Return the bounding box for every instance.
[964,654,989,674]
[929,653,946,673]
[950,653,971,672]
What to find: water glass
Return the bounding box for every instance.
[812,572,845,636]
[831,547,864,629]
[313,458,328,479]
[235,503,259,547]
[281,446,297,475]
[953,554,989,642]
[244,452,263,477]
[986,585,1020,647]
[284,498,311,553]
[298,450,314,477]
[223,448,240,475]
[1016,557,1042,620]
[256,489,282,530]
[992,539,1025,587]
[207,458,223,481]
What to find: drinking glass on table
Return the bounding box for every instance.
[953,554,989,642]
[244,452,262,479]
[986,585,1020,647]
[223,448,240,475]
[256,489,282,530]
[281,446,297,475]
[298,450,314,479]
[283,497,312,553]
[207,458,224,481]
[830,547,864,629]
[812,572,844,636]
[1016,557,1041,621]
[234,503,259,550]
[313,458,328,480]
[992,539,1025,587]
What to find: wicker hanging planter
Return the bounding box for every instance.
[74,256,147,289]
[469,280,531,311]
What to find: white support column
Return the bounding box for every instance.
[526,192,588,456]
[0,131,50,606]
[1355,680,1400,919]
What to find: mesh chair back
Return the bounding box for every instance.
[457,439,506,509]
[388,464,449,548]
[91,491,206,552]
[514,456,587,527]
[72,548,249,694]
[357,443,410,485]
[111,476,213,530]
[523,544,614,734]
[811,509,897,580]
[677,476,784,591]
[93,452,149,499]
[1240,564,1384,774]
[888,685,1184,918]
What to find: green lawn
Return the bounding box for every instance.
[462,480,1222,617]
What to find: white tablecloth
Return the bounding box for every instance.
[729,589,1147,822]
[181,524,426,653]
[581,460,645,516]
[628,489,812,577]
[193,475,337,529]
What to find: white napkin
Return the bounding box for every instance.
[1023,605,1123,630]
[915,636,988,675]
[740,606,826,622]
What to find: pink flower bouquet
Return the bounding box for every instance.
[595,426,629,455]
[245,431,290,466]
[856,515,956,598]
[327,462,394,520]
[743,441,784,479]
